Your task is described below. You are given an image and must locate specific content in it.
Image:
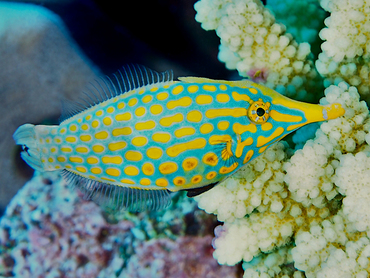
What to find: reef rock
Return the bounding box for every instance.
[0,2,98,211]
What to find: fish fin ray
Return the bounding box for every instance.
[61,170,171,211]
[59,64,173,123]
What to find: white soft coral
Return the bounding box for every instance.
[194,0,318,99]
[195,82,370,277]
[316,0,370,99]
[334,152,370,232]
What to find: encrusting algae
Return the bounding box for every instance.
[13,65,345,211]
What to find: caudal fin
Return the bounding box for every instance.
[13,124,44,171]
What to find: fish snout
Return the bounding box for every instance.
[322,103,345,120]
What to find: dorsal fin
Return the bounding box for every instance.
[178,76,219,84]
[61,170,171,211]
[178,76,252,88]
[59,64,173,123]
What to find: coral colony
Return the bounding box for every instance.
[2,0,370,277]
[193,0,370,277]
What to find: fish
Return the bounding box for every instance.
[13,65,345,211]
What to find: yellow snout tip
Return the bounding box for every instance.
[322,103,345,120]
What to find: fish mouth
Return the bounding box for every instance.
[321,103,345,121]
[298,102,345,124]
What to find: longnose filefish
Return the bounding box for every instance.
[13,65,345,211]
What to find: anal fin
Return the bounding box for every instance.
[62,170,171,211]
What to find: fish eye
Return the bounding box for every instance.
[256,107,265,116]
[247,99,270,124]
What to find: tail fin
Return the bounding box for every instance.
[13,124,44,171]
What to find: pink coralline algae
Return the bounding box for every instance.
[122,236,239,278]
[246,68,269,83]
[0,171,237,277]
[0,172,134,277]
